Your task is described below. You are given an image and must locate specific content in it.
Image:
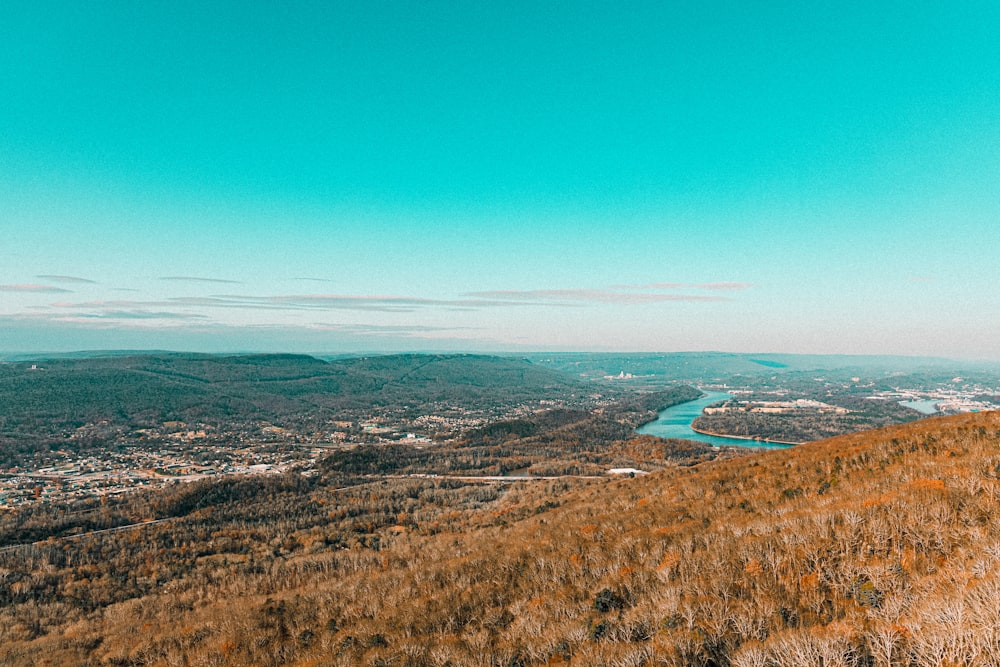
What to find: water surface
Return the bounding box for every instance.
[637,390,788,449]
[899,399,939,415]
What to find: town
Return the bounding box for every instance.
[0,397,600,509]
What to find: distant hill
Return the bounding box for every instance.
[0,352,584,440]
[3,405,1000,663]
[527,351,991,382]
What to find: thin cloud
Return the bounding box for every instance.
[46,301,211,321]
[211,294,427,313]
[612,282,685,290]
[302,322,473,336]
[36,274,97,284]
[74,310,209,320]
[49,293,528,315]
[209,293,546,312]
[465,289,730,304]
[52,296,402,314]
[52,300,168,309]
[3,309,206,323]
[160,276,243,284]
[614,281,752,291]
[43,286,735,318]
[0,284,72,293]
[51,297,300,314]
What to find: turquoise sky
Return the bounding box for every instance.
[2,2,999,357]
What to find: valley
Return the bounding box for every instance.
[2,352,1000,665]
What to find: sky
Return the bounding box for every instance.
[2,2,999,358]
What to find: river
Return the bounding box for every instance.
[899,399,939,415]
[636,390,790,449]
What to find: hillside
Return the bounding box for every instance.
[0,353,587,463]
[0,353,582,424]
[2,411,1000,665]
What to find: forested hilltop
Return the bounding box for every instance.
[0,352,583,430]
[3,410,1000,665]
[0,353,588,466]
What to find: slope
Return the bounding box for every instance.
[3,412,1000,665]
[0,353,587,461]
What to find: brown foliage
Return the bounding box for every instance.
[3,412,1000,665]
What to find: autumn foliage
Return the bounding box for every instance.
[3,412,1000,665]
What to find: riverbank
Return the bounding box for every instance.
[637,390,789,449]
[688,424,801,447]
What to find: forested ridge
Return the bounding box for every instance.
[0,353,589,465]
[0,353,583,429]
[3,411,1000,665]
